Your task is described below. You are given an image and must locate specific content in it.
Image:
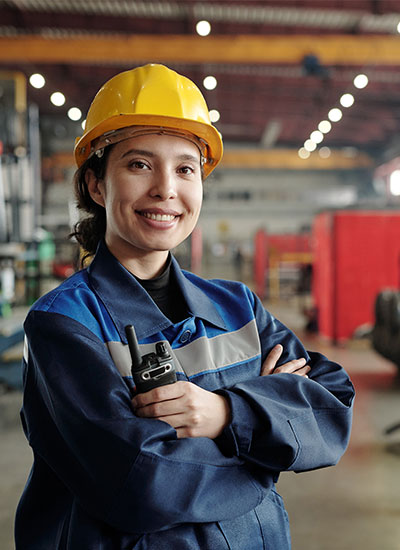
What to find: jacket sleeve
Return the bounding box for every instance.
[22,310,268,534]
[216,292,355,473]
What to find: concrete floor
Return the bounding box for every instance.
[1,301,400,550]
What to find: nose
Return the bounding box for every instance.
[150,169,178,200]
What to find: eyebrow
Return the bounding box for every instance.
[121,148,154,159]
[120,148,199,163]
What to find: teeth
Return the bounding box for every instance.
[141,212,176,221]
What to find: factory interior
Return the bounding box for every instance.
[1,0,400,548]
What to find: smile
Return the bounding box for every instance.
[140,212,177,221]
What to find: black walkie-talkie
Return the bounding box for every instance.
[125,325,177,393]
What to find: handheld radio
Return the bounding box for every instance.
[125,325,177,393]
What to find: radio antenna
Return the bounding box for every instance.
[125,325,142,371]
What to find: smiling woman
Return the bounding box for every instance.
[85,132,203,278]
[15,63,354,550]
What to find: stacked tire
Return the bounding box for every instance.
[372,290,400,369]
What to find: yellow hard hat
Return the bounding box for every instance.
[74,64,223,177]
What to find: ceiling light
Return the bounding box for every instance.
[318,120,332,133]
[81,119,86,131]
[304,139,317,152]
[397,21,400,33]
[50,92,66,107]
[390,170,400,196]
[209,109,220,123]
[298,147,310,159]
[328,108,343,122]
[203,76,217,90]
[68,107,82,121]
[29,73,45,89]
[196,20,211,36]
[340,93,355,108]
[319,146,331,159]
[310,130,324,144]
[353,74,368,89]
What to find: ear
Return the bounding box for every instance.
[85,169,105,207]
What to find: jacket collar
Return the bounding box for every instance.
[88,241,226,341]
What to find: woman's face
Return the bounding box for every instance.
[87,132,203,270]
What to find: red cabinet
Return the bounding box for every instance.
[313,210,400,342]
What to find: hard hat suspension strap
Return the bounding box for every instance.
[91,126,208,167]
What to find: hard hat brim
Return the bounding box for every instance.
[75,114,223,177]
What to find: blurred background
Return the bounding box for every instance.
[1,1,400,548]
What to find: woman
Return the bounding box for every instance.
[16,64,354,550]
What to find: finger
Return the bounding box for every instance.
[133,380,186,409]
[260,344,283,376]
[154,413,186,428]
[176,427,196,439]
[293,365,311,377]
[150,410,201,436]
[273,358,307,374]
[175,418,203,439]
[135,398,186,418]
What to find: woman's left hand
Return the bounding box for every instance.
[261,344,310,377]
[132,381,231,439]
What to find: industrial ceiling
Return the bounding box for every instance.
[2,0,400,165]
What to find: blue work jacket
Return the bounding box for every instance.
[15,241,354,550]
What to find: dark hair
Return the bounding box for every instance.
[70,147,113,265]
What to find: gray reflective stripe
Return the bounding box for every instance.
[173,319,260,378]
[107,319,260,379]
[106,341,131,377]
[23,335,29,362]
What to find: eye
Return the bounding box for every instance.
[129,160,150,170]
[177,165,195,176]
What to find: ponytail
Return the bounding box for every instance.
[70,147,112,266]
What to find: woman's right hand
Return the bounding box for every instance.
[261,344,310,377]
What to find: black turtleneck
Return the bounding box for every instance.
[134,256,188,323]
